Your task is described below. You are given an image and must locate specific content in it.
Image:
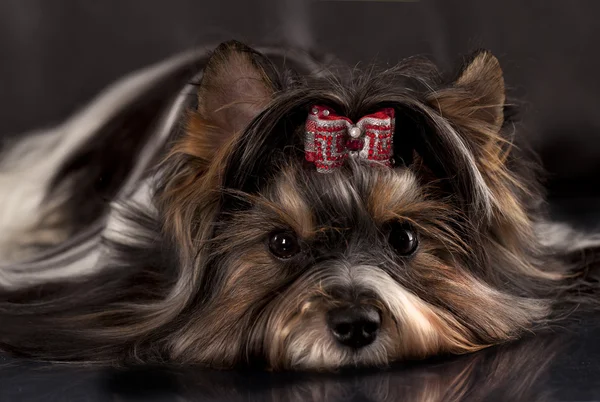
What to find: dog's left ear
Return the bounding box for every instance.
[453,50,505,130]
[428,50,505,136]
[426,51,532,232]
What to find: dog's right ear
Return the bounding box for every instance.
[180,41,280,168]
[161,42,281,260]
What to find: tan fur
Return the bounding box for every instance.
[161,163,554,369]
[427,51,530,237]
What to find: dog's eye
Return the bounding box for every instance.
[268,231,300,259]
[386,222,418,256]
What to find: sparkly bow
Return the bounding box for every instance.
[304,105,395,173]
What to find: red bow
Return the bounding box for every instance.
[304,105,395,173]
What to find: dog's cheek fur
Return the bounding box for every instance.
[164,189,315,367]
[362,164,553,357]
[399,252,551,344]
[169,255,285,367]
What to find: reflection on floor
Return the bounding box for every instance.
[2,317,600,401]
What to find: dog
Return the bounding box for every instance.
[0,40,599,371]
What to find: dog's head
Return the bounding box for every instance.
[151,41,566,370]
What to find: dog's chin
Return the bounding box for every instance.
[278,311,442,371]
[281,312,391,371]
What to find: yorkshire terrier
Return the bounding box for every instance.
[0,40,598,371]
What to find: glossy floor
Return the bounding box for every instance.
[2,318,600,402]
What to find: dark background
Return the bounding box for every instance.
[1,0,599,218]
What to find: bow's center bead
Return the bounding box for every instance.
[349,126,362,138]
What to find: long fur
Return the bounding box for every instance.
[0,40,599,370]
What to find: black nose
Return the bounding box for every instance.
[327,305,381,349]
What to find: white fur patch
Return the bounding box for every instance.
[535,221,600,252]
[0,48,205,286]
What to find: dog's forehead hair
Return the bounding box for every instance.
[267,162,423,237]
